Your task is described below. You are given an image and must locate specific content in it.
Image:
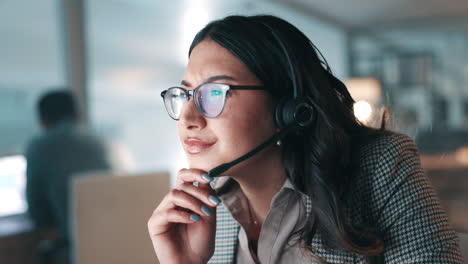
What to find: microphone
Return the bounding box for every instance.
[207,124,297,178]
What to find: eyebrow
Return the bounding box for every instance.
[181,75,236,87]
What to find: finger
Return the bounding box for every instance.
[176,182,221,208]
[148,209,200,237]
[176,168,213,187]
[176,168,213,188]
[163,189,214,218]
[166,209,201,224]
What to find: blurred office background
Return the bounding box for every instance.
[0,0,467,263]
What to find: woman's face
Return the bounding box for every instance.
[178,39,278,174]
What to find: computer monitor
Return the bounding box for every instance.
[72,171,170,264]
[0,154,27,216]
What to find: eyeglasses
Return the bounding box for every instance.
[161,83,265,120]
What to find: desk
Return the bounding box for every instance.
[0,214,41,264]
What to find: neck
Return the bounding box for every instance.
[232,147,286,225]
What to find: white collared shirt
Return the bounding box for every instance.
[214,177,324,264]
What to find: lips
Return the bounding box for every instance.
[184,138,215,154]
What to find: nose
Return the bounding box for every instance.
[178,99,206,131]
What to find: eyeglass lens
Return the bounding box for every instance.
[163,83,228,120]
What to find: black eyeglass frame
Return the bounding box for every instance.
[160,83,265,120]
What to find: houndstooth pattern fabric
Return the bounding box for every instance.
[208,133,463,263]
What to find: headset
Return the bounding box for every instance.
[270,25,315,130]
[207,23,317,178]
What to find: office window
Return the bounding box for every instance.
[0,0,65,216]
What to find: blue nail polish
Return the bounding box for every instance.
[201,173,213,182]
[201,205,212,216]
[190,214,200,222]
[208,195,221,206]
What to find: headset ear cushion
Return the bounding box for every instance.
[282,100,297,127]
[275,98,296,129]
[274,98,288,129]
[275,97,315,129]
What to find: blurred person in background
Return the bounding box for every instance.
[25,89,112,264]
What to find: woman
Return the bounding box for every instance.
[147,15,462,263]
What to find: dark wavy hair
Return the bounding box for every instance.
[189,15,388,258]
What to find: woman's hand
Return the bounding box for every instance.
[147,169,220,264]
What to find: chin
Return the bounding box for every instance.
[186,155,224,172]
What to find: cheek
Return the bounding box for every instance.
[177,122,184,143]
[219,104,276,152]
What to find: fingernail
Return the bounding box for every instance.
[190,214,200,222]
[201,205,212,216]
[201,173,213,182]
[208,195,221,206]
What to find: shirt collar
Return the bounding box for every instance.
[212,175,297,192]
[212,175,306,208]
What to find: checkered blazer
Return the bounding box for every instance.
[208,133,463,263]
